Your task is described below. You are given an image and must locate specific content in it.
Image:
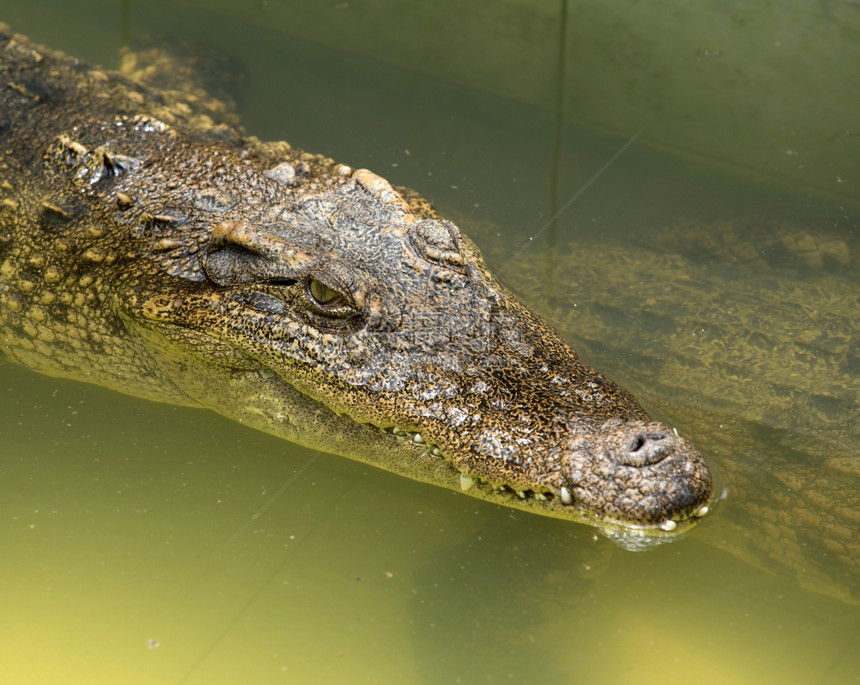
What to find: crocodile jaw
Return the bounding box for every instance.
[125,305,713,544]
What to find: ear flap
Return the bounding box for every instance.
[203,220,320,286]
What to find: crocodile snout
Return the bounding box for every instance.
[558,419,713,530]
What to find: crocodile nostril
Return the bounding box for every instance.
[629,435,645,452]
[619,431,673,466]
[629,432,667,453]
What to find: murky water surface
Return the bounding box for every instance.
[2,2,858,683]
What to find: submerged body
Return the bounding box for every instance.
[521,231,859,603]
[0,25,712,544]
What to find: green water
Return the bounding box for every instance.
[1,1,859,683]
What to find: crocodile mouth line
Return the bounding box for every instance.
[378,423,559,497]
[182,361,711,539]
[375,422,712,535]
[228,369,711,541]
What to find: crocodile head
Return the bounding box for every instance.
[122,163,713,547]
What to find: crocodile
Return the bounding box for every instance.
[0,25,712,547]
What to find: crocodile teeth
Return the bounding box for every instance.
[412,433,425,444]
[695,505,710,517]
[431,447,441,456]
[459,474,475,491]
[536,493,549,502]
[560,487,573,505]
[516,490,527,499]
[659,520,678,532]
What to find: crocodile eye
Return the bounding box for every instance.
[302,273,366,327]
[308,278,345,308]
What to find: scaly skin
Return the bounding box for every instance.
[0,25,712,545]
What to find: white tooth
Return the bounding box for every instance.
[659,520,678,532]
[560,487,573,505]
[516,490,526,499]
[431,447,441,456]
[459,474,475,491]
[536,493,548,502]
[695,505,709,517]
[673,427,680,437]
[393,427,406,436]
[412,433,424,444]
